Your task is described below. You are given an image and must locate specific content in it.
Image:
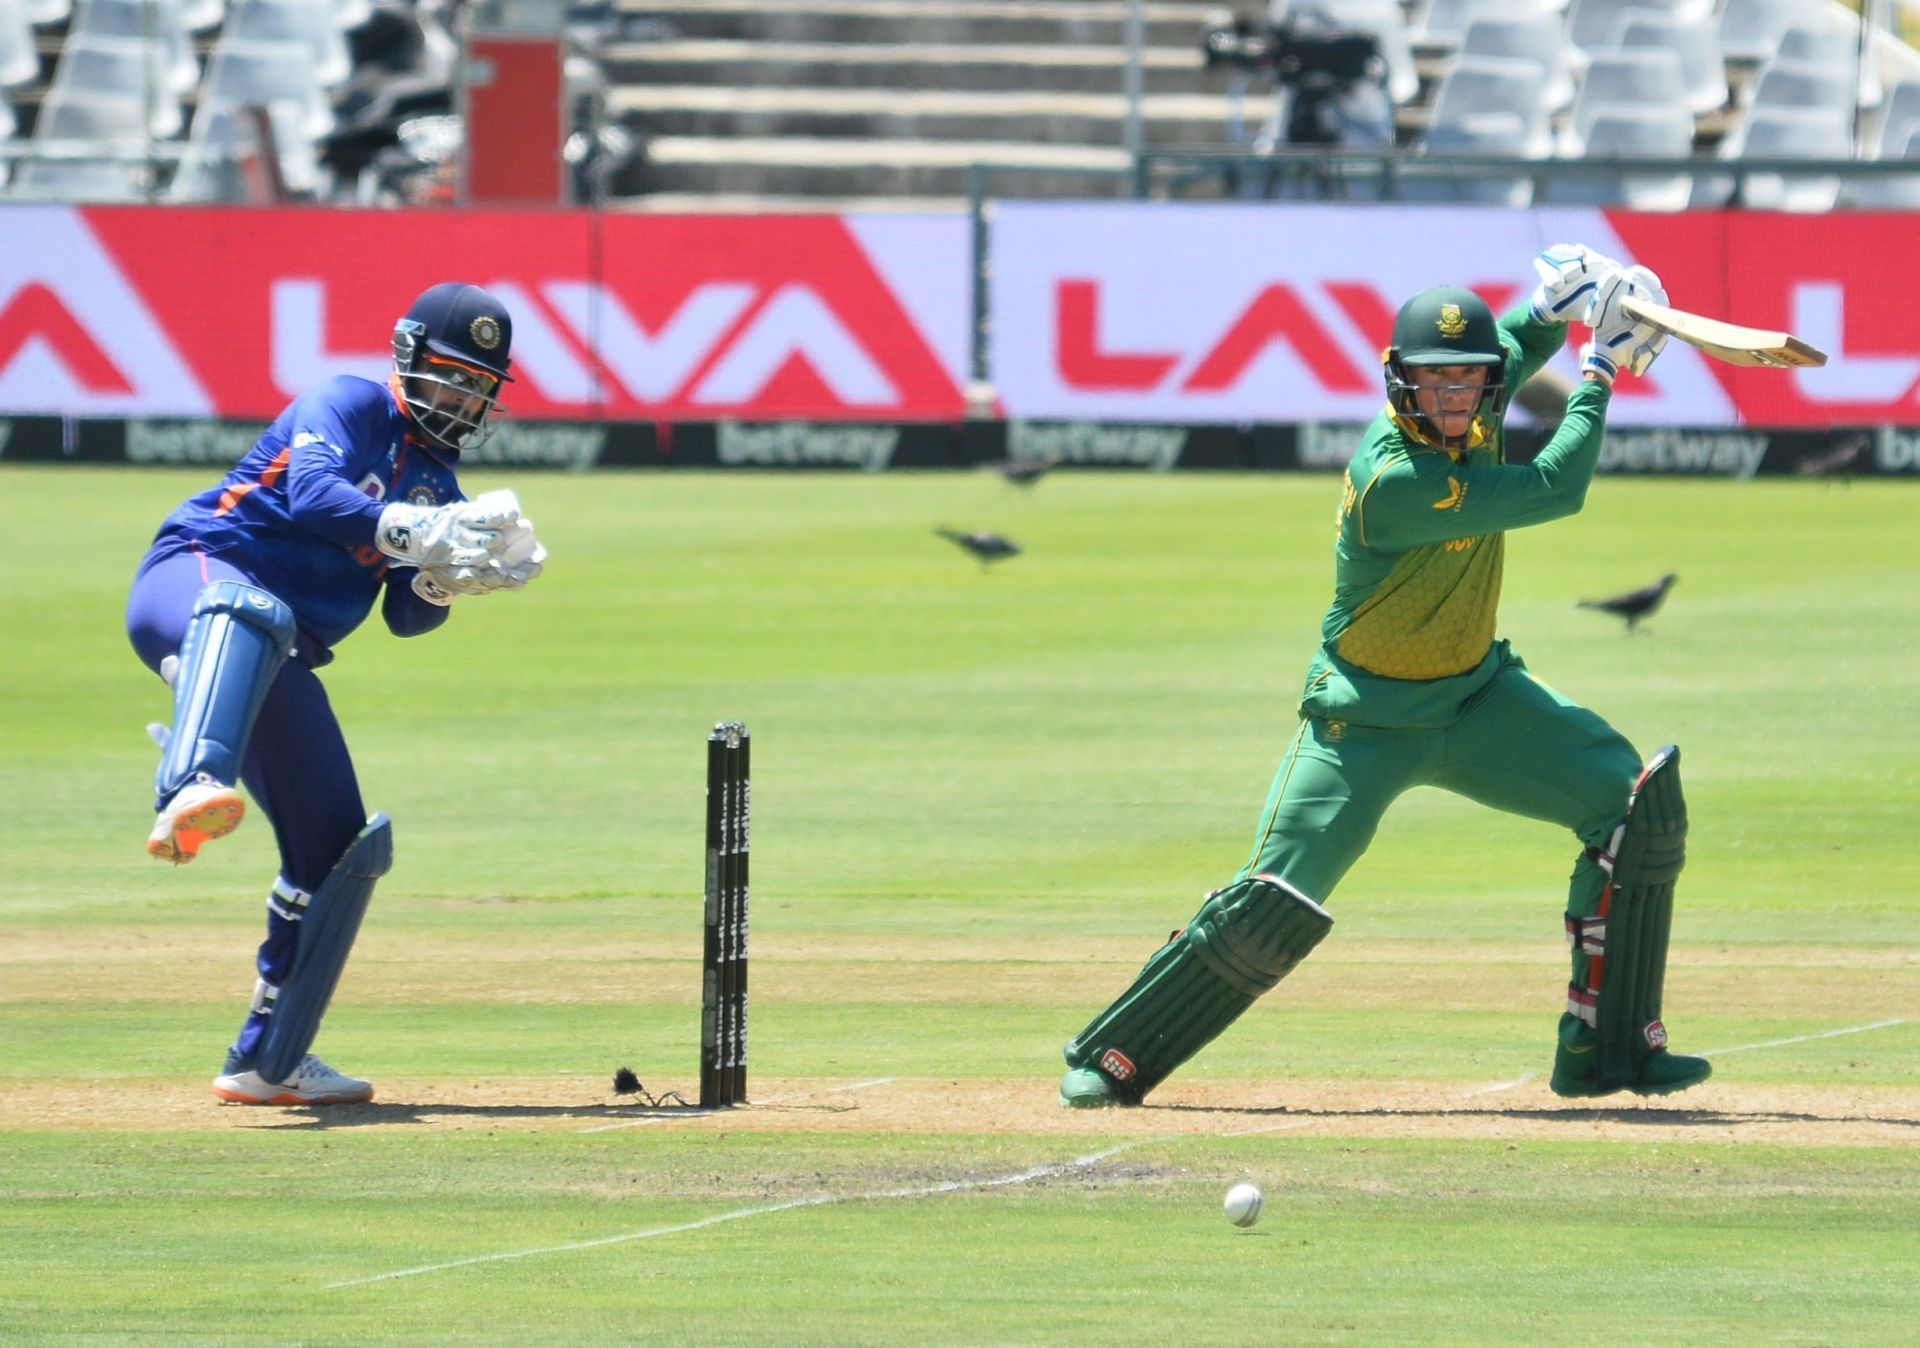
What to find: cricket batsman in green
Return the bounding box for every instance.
[1061,245,1712,1108]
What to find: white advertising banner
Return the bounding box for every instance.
[988,203,1918,428]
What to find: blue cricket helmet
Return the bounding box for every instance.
[391,282,514,452]
[396,282,514,381]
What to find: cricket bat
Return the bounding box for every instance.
[1620,297,1828,369]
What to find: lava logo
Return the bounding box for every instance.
[73,210,969,420]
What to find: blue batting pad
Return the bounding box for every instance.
[155,581,296,804]
[255,813,393,1085]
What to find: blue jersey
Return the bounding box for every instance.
[145,376,462,656]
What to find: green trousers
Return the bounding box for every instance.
[1239,653,1640,981]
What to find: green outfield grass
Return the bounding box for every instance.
[3,467,1917,1344]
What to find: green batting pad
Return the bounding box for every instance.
[1595,747,1688,1090]
[1064,876,1333,1102]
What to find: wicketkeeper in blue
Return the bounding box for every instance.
[126,283,546,1106]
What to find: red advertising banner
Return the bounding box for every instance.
[0,206,971,421]
[990,204,1920,428]
[465,36,567,208]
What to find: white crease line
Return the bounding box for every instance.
[1699,1017,1907,1058]
[1219,1118,1314,1139]
[1459,1073,1540,1099]
[576,1077,897,1134]
[328,1139,1142,1289]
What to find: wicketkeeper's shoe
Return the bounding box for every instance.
[1059,1066,1134,1109]
[147,781,245,865]
[213,1053,373,1106]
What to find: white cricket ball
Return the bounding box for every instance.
[1224,1182,1264,1229]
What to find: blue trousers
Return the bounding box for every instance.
[128,548,369,1063]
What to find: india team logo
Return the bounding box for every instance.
[1437,303,1468,339]
[471,315,503,350]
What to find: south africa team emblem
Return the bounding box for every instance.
[1437,304,1467,338]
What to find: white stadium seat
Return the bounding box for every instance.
[1413,0,1527,50]
[1872,78,1920,157]
[1615,10,1728,116]
[13,90,152,199]
[202,38,333,139]
[70,0,199,96]
[1852,124,1920,208]
[1460,14,1573,112]
[1777,24,1881,107]
[1539,105,1694,210]
[51,35,183,137]
[1562,48,1687,153]
[1413,112,1535,206]
[1730,107,1851,210]
[180,0,226,31]
[1567,0,1710,64]
[1748,59,1857,122]
[224,0,351,89]
[1,0,38,88]
[1718,0,1810,64]
[1429,55,1553,159]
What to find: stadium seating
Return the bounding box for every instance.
[1873,76,1920,155]
[224,0,353,91]
[1615,10,1729,116]
[1538,105,1694,210]
[1428,55,1553,160]
[171,100,320,199]
[1854,123,1920,206]
[1560,49,1688,154]
[0,0,37,90]
[68,0,199,97]
[1728,106,1851,210]
[13,89,152,198]
[1567,0,1709,66]
[1748,59,1859,124]
[1718,0,1815,63]
[50,35,184,137]
[1459,14,1573,113]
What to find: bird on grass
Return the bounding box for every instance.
[987,453,1063,487]
[1796,434,1868,482]
[1579,573,1677,633]
[935,527,1021,569]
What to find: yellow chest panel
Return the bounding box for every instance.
[1336,531,1505,680]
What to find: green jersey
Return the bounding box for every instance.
[1300,306,1613,730]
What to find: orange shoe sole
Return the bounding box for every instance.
[148,792,245,864]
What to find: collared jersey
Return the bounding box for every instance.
[1300,306,1612,729]
[145,376,462,654]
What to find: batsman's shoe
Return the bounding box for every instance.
[1550,1025,1711,1099]
[213,1053,373,1106]
[147,781,245,865]
[1059,1066,1134,1109]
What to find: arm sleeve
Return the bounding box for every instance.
[282,380,392,551]
[382,570,452,637]
[1498,302,1569,393]
[1357,379,1611,549]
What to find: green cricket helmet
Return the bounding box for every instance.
[1382,285,1507,449]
